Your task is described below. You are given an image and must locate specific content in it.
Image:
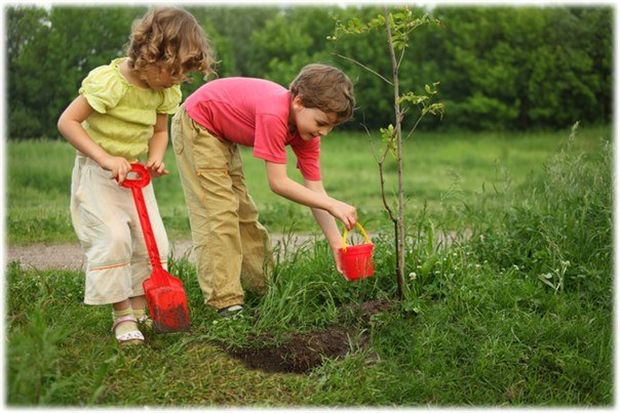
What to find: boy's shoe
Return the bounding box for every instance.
[217,304,244,318]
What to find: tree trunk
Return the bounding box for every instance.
[384,8,405,299]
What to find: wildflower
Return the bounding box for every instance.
[409,272,417,281]
[512,264,520,271]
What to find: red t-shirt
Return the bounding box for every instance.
[185,77,322,181]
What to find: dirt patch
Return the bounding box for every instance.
[228,325,362,374]
[225,299,395,374]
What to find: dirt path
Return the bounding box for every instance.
[5,230,470,272]
[5,234,320,271]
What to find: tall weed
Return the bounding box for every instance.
[467,123,612,301]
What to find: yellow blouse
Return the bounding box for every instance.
[79,58,182,162]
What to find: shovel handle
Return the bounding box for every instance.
[341,222,371,251]
[119,163,151,189]
[120,164,166,278]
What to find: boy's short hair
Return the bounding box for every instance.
[127,7,215,81]
[290,64,355,124]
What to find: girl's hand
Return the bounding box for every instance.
[145,157,170,178]
[100,155,132,184]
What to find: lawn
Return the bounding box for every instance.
[6,124,610,244]
[5,123,613,406]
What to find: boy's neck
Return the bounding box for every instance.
[288,102,297,135]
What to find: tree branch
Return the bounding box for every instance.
[378,160,397,224]
[404,113,426,141]
[397,45,406,70]
[333,52,394,86]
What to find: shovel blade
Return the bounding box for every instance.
[144,270,190,333]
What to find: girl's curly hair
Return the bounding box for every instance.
[126,7,215,81]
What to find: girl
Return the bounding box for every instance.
[57,7,214,346]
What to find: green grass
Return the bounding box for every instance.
[5,124,613,406]
[6,124,611,244]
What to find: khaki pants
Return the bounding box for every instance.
[171,105,272,310]
[70,155,169,305]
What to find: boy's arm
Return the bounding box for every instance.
[57,95,132,183]
[303,179,346,274]
[146,113,170,178]
[264,161,357,230]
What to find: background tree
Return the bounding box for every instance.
[6,5,612,140]
[8,6,142,139]
[187,6,279,77]
[417,6,613,130]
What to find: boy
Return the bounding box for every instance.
[171,64,357,316]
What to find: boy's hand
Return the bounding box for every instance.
[331,244,344,274]
[100,155,132,184]
[145,157,170,178]
[328,199,358,230]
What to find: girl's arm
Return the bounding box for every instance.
[146,113,170,178]
[264,161,357,230]
[57,95,132,183]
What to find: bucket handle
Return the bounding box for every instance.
[341,222,371,251]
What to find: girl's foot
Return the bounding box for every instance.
[133,307,154,329]
[112,308,144,346]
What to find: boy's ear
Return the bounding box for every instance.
[292,95,306,110]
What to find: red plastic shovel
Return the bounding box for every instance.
[121,164,190,333]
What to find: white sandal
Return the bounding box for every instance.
[137,314,154,328]
[112,314,145,346]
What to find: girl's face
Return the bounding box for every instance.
[290,96,338,141]
[141,63,184,91]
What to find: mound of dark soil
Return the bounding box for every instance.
[226,299,395,374]
[228,325,362,374]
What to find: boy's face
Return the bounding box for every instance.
[291,96,339,141]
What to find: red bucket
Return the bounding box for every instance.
[339,223,374,281]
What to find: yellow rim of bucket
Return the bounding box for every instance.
[341,222,371,251]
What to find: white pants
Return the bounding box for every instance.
[70,155,169,305]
